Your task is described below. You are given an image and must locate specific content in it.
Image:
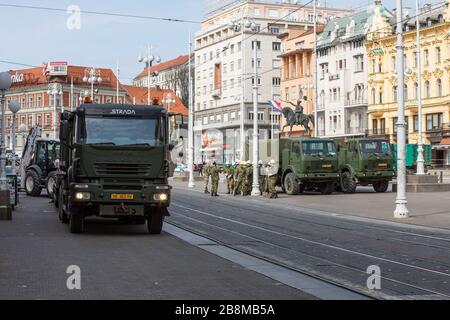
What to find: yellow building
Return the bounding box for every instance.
[366,2,450,165]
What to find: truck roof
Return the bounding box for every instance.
[280,137,335,142]
[78,104,167,117]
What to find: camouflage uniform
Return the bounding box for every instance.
[268,174,278,198]
[242,164,253,196]
[210,164,220,196]
[224,165,235,194]
[234,164,245,196]
[204,163,211,193]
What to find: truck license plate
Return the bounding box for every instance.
[111,194,134,200]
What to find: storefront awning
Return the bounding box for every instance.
[433,137,450,150]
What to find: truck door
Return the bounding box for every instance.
[291,141,302,170]
[35,141,47,176]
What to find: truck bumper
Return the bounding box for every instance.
[297,172,340,181]
[355,171,395,181]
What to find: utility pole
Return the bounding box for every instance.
[415,0,425,175]
[240,12,246,162]
[0,72,12,220]
[251,40,260,196]
[313,0,319,137]
[394,0,409,218]
[188,32,195,188]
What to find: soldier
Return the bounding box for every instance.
[259,160,268,196]
[268,160,278,199]
[210,162,220,197]
[242,161,253,196]
[224,163,235,194]
[204,160,211,194]
[233,161,244,196]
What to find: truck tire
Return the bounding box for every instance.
[69,206,85,234]
[58,187,69,224]
[46,172,57,199]
[25,170,42,197]
[147,208,164,234]
[284,173,300,195]
[320,182,335,195]
[373,180,389,193]
[341,171,357,194]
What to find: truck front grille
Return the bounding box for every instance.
[94,163,152,176]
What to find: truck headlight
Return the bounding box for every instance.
[154,193,168,201]
[75,192,91,200]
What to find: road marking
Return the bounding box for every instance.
[171,202,450,279]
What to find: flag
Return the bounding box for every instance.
[268,99,282,114]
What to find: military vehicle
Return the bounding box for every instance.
[336,138,395,193]
[54,104,174,234]
[279,137,340,195]
[20,126,60,197]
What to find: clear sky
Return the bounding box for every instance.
[0,0,444,84]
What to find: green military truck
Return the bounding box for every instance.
[280,137,340,195]
[54,104,174,234]
[336,138,395,193]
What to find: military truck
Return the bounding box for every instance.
[54,104,174,234]
[279,137,340,195]
[336,138,395,193]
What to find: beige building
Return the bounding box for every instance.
[366,1,450,165]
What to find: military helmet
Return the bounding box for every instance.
[258,160,263,165]
[269,160,276,165]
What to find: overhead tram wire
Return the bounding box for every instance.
[0,3,201,24]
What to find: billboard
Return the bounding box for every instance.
[44,62,68,76]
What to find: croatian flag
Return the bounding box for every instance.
[268,99,282,114]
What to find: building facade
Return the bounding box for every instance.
[279,25,325,137]
[194,0,351,163]
[366,1,450,165]
[316,4,390,138]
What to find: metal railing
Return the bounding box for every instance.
[344,98,368,107]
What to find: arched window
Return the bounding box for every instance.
[404,84,408,101]
[425,81,430,98]
[437,79,442,96]
[393,86,398,102]
[371,88,376,104]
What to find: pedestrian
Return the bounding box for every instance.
[210,162,220,197]
[198,162,204,176]
[224,163,235,194]
[204,160,211,194]
[268,160,278,199]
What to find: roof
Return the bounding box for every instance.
[134,54,193,80]
[122,85,188,116]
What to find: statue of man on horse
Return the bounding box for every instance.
[281,96,315,136]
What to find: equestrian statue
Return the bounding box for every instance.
[281,96,315,136]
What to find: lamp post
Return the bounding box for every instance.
[188,33,195,188]
[83,68,102,101]
[415,0,425,175]
[251,39,260,196]
[8,100,20,168]
[228,15,258,161]
[394,0,409,218]
[162,93,176,142]
[313,0,319,137]
[47,83,63,139]
[0,71,12,220]
[138,46,161,105]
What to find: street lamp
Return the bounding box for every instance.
[228,15,258,162]
[251,39,260,196]
[415,0,425,175]
[83,68,102,101]
[394,0,409,218]
[8,100,20,167]
[0,71,12,220]
[47,83,63,139]
[138,46,161,105]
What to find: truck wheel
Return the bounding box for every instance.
[341,172,356,194]
[373,180,389,193]
[25,171,42,197]
[58,187,69,224]
[46,172,57,199]
[284,173,300,195]
[320,182,335,195]
[69,206,85,234]
[147,208,164,235]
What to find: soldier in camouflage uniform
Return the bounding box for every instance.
[210,162,220,197]
[258,160,267,196]
[204,160,211,194]
[268,160,278,199]
[224,164,235,194]
[234,161,245,196]
[242,161,253,196]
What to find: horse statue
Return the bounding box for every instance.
[281,98,315,136]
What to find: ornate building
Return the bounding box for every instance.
[366,1,450,165]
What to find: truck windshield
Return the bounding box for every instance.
[302,141,336,156]
[360,140,391,155]
[83,117,164,146]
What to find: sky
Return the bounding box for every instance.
[0,0,444,84]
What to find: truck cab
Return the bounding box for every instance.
[55,104,174,234]
[337,138,395,193]
[280,137,340,195]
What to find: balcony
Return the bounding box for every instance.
[212,89,221,99]
[346,127,367,135]
[329,74,340,81]
[366,128,389,137]
[344,98,368,107]
[426,128,443,144]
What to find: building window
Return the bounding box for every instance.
[413,52,418,68]
[426,113,443,131]
[319,63,328,79]
[424,49,429,66]
[413,115,419,132]
[371,88,376,104]
[354,55,364,72]
[414,82,418,99]
[425,81,430,98]
[436,47,441,63]
[404,84,408,101]
[272,77,281,86]
[393,86,398,102]
[378,91,383,104]
[437,79,442,96]
[272,59,280,69]
[272,42,281,51]
[251,41,261,50]
[391,56,396,70]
